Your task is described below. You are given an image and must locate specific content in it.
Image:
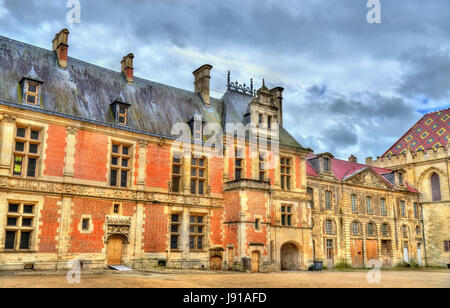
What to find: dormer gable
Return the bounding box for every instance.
[110,92,131,125]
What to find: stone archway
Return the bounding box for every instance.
[280,242,300,270]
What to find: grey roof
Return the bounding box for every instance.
[0,35,303,149]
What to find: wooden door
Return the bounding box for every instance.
[381,240,392,267]
[251,251,259,273]
[326,239,334,268]
[210,256,222,270]
[228,247,234,270]
[107,237,123,265]
[351,239,363,267]
[366,240,378,262]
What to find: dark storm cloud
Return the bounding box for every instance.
[0,0,449,160]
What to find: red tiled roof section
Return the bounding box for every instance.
[306,156,418,193]
[383,108,450,157]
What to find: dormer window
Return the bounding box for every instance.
[20,67,43,107]
[398,172,404,186]
[188,113,205,141]
[110,92,130,126]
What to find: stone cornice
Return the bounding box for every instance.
[0,176,223,207]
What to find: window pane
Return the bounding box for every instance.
[5,231,15,249]
[111,157,118,166]
[170,235,178,249]
[30,130,39,140]
[7,217,17,226]
[173,165,180,175]
[287,215,291,226]
[198,226,203,233]
[13,156,23,175]
[172,177,180,192]
[197,237,203,250]
[8,204,19,213]
[28,83,37,93]
[120,171,128,187]
[19,232,31,249]
[281,215,285,226]
[190,180,196,194]
[119,116,126,124]
[189,236,195,249]
[22,218,32,227]
[122,147,129,155]
[190,216,195,223]
[26,95,36,104]
[29,143,38,154]
[17,127,26,138]
[15,142,25,152]
[197,216,203,224]
[198,180,204,195]
[112,145,119,153]
[171,214,179,222]
[23,205,33,214]
[190,226,195,233]
[171,225,178,233]
[27,158,37,177]
[122,158,128,167]
[110,169,117,186]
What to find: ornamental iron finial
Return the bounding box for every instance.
[227,71,255,96]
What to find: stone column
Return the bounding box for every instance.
[133,202,144,268]
[57,196,73,269]
[63,127,78,180]
[0,114,16,176]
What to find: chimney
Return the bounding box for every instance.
[193,64,213,106]
[121,53,134,84]
[270,87,284,125]
[52,29,69,69]
[348,155,357,163]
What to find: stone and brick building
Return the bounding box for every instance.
[0,29,425,271]
[367,109,450,267]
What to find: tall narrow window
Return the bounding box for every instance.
[258,152,267,181]
[191,157,206,195]
[170,214,181,250]
[381,223,390,237]
[431,173,441,201]
[171,153,182,193]
[4,202,35,250]
[413,203,419,219]
[352,221,360,236]
[402,225,408,238]
[118,105,128,125]
[325,219,334,235]
[400,200,406,217]
[25,82,39,105]
[267,116,272,129]
[281,205,292,226]
[366,196,373,215]
[323,157,331,172]
[110,143,131,188]
[444,241,450,252]
[367,222,376,236]
[307,187,314,209]
[351,194,358,213]
[189,215,205,251]
[255,218,261,230]
[325,190,332,210]
[82,218,90,231]
[235,148,243,180]
[280,157,291,190]
[380,198,387,216]
[398,172,404,185]
[12,126,41,178]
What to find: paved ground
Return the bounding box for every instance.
[0,269,448,288]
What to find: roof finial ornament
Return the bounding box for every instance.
[227,70,231,89]
[250,78,253,93]
[262,78,265,87]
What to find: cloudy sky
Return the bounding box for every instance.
[1,0,449,161]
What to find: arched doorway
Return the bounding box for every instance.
[280,242,300,270]
[107,236,124,265]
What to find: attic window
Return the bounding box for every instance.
[25,82,39,105]
[118,105,128,125]
[323,157,331,172]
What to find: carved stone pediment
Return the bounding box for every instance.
[344,168,391,189]
[106,216,131,243]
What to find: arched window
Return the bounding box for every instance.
[431,172,441,201]
[415,225,421,235]
[402,225,408,238]
[351,221,360,236]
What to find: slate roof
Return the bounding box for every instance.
[0,35,303,150]
[383,108,450,157]
[306,154,419,193]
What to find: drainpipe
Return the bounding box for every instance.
[420,201,428,267]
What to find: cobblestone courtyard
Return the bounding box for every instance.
[0,269,448,288]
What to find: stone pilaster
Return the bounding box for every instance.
[0,114,16,176]
[63,127,78,180]
[137,140,148,190]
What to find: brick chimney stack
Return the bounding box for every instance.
[348,155,358,163]
[270,87,284,125]
[52,29,69,69]
[193,64,213,106]
[121,53,134,84]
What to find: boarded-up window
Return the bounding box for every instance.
[431,173,441,201]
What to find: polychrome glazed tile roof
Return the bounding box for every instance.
[383,108,450,157]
